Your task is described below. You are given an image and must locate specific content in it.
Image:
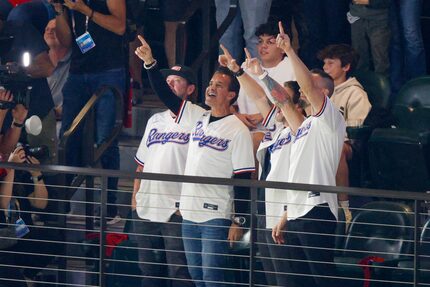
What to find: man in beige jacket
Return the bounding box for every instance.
[318,44,371,224]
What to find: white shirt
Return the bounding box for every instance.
[176,101,256,223]
[286,97,345,220]
[134,110,190,222]
[256,115,294,229]
[236,57,296,116]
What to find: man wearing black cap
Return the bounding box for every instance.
[131,64,196,286]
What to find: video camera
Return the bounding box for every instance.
[0,36,33,110]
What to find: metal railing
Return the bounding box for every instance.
[0,162,429,287]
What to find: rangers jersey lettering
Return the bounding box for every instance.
[175,101,255,223]
[134,111,191,223]
[146,129,190,146]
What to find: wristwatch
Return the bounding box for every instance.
[233,216,246,226]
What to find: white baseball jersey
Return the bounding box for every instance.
[176,101,256,223]
[134,110,190,222]
[256,110,294,229]
[237,57,296,116]
[286,96,345,220]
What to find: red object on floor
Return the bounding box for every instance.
[85,232,129,257]
[8,0,31,7]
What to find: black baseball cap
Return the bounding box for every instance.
[160,65,197,85]
[0,0,12,21]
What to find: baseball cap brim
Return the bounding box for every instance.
[160,67,197,85]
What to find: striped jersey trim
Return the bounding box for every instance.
[134,156,144,167]
[234,167,256,174]
[262,106,277,128]
[175,100,187,124]
[314,96,328,118]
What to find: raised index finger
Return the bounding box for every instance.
[244,48,252,60]
[220,44,233,60]
[137,35,149,46]
[278,21,285,35]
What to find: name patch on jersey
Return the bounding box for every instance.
[203,203,218,210]
[268,133,292,153]
[146,128,190,147]
[192,121,231,151]
[294,121,312,142]
[308,191,320,198]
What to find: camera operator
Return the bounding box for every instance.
[52,0,126,222]
[0,4,58,165]
[0,145,62,287]
[0,89,28,154]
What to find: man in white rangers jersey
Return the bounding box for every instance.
[135,36,255,287]
[131,64,197,286]
[267,22,345,287]
[220,44,308,286]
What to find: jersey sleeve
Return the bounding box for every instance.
[261,105,277,129]
[175,100,206,127]
[134,116,154,166]
[232,127,256,174]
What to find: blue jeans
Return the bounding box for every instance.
[182,219,230,287]
[215,0,272,60]
[390,0,426,96]
[61,68,126,211]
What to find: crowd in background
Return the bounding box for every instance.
[0,0,427,286]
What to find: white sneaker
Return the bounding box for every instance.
[106,214,122,225]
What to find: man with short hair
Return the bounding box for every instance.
[44,18,71,138]
[269,22,344,287]
[132,64,196,287]
[135,36,255,287]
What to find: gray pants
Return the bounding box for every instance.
[351,17,391,75]
[133,212,194,287]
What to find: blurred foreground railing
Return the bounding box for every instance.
[0,162,429,287]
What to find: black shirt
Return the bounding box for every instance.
[1,21,54,119]
[69,0,125,74]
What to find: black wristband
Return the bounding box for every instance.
[12,121,24,128]
[89,9,95,21]
[234,68,245,77]
[31,174,44,183]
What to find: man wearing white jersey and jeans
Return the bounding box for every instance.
[135,36,255,287]
[132,65,197,286]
